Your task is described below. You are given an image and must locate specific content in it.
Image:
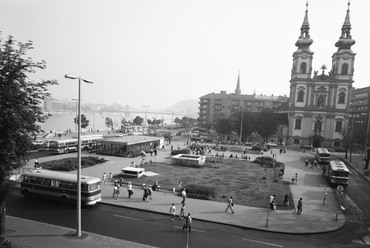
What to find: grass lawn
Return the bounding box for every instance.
[115,160,294,210]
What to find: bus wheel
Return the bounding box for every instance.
[60,195,69,205]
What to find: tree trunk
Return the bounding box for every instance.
[0,200,6,237]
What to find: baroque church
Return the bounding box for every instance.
[287,2,355,148]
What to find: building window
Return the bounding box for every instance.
[338,92,345,104]
[293,138,300,144]
[335,121,342,132]
[300,62,307,73]
[297,91,304,102]
[341,63,349,75]
[295,119,302,129]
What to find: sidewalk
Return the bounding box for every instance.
[5,142,346,247]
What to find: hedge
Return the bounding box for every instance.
[40,156,107,171]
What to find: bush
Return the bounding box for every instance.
[171,149,190,156]
[40,156,107,171]
[179,184,218,200]
[253,156,284,168]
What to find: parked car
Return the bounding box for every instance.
[266,142,278,147]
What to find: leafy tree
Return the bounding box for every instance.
[163,131,172,144]
[257,109,278,141]
[74,114,89,128]
[215,118,234,140]
[132,116,143,125]
[105,117,113,130]
[0,35,57,237]
[247,132,264,144]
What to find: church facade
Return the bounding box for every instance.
[287,2,356,148]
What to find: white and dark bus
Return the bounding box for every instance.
[20,170,102,205]
[316,148,331,163]
[328,160,350,186]
[48,134,103,154]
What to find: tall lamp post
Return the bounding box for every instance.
[65,74,93,237]
[72,99,78,135]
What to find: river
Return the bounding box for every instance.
[39,112,186,133]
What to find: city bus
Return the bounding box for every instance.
[316,148,331,163]
[20,170,102,205]
[48,134,103,154]
[328,160,350,186]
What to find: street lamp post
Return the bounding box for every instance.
[65,74,93,237]
[72,99,78,135]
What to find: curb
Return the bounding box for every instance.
[98,201,346,235]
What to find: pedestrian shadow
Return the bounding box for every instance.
[303,174,327,187]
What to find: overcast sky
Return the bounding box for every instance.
[1,0,369,110]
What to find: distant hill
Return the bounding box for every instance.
[163,99,198,116]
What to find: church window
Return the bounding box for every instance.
[293,138,300,144]
[314,120,322,133]
[297,91,304,102]
[300,62,307,73]
[317,96,324,107]
[338,92,346,104]
[335,121,342,132]
[295,119,302,130]
[341,63,349,75]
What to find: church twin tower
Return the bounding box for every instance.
[287,2,355,148]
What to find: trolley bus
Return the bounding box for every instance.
[328,160,350,186]
[316,148,331,163]
[48,134,103,154]
[20,170,102,205]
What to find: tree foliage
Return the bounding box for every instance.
[132,116,143,126]
[74,114,89,128]
[105,117,113,130]
[0,35,57,236]
[174,116,197,127]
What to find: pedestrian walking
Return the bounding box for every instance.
[113,184,118,199]
[127,182,133,198]
[295,173,298,184]
[109,172,113,181]
[269,194,275,210]
[120,177,124,187]
[283,193,289,206]
[225,196,235,213]
[148,185,153,199]
[183,213,192,233]
[180,203,186,219]
[305,159,308,167]
[142,185,149,202]
[34,158,39,169]
[181,188,187,204]
[169,203,176,221]
[297,198,303,214]
[102,172,106,185]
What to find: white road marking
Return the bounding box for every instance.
[243,238,283,248]
[114,214,142,221]
[173,225,207,233]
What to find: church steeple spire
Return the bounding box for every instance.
[295,1,313,49]
[335,0,355,50]
[235,71,241,95]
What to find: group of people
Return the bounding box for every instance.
[270,193,303,214]
[109,177,160,201]
[169,203,192,232]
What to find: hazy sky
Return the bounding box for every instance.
[1,0,369,110]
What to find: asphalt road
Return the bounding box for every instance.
[6,191,370,248]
